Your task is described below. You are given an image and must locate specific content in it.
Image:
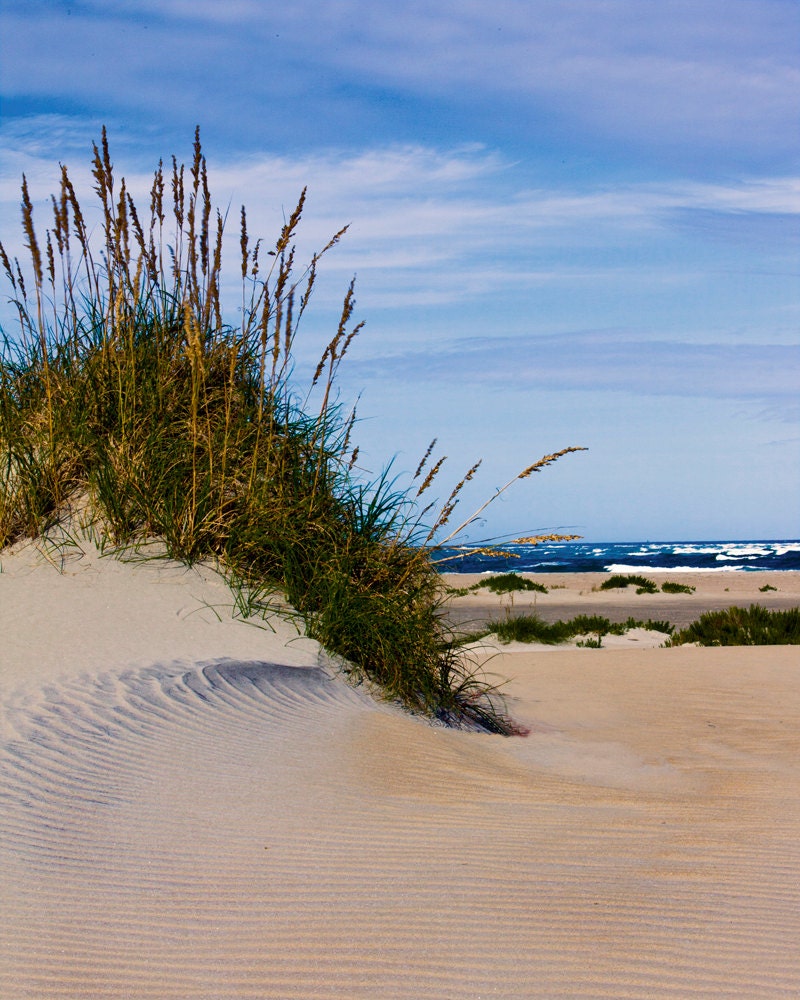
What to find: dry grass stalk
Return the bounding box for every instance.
[433,546,521,564]
[416,454,447,499]
[509,533,583,544]
[413,439,437,481]
[436,448,587,548]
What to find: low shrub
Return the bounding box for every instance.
[661,581,695,594]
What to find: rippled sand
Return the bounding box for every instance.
[2,540,799,998]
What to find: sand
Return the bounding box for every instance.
[442,570,800,632]
[2,537,799,998]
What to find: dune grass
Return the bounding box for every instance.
[600,575,697,595]
[488,614,673,645]
[669,605,800,646]
[0,129,585,734]
[472,573,548,595]
[660,581,696,594]
[599,574,659,594]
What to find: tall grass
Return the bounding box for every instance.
[0,129,584,734]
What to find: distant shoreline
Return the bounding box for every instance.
[431,539,800,574]
[441,569,800,631]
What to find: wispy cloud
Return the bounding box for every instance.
[345,330,800,410]
[2,1,798,163]
[301,0,800,148]
[2,124,797,321]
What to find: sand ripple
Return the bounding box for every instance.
[2,650,800,998]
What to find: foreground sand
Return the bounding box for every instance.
[2,539,799,998]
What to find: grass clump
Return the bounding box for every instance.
[661,581,696,594]
[621,616,673,635]
[599,574,658,594]
[669,605,800,646]
[602,576,696,595]
[472,573,548,595]
[491,615,568,644]
[0,129,586,735]
[490,613,672,645]
[759,584,778,592]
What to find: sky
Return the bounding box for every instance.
[1,0,798,542]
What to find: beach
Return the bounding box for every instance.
[2,539,800,998]
[442,569,800,631]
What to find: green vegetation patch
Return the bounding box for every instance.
[670,605,800,646]
[472,573,548,595]
[599,574,659,594]
[602,576,696,595]
[490,613,672,645]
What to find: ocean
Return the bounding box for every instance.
[432,540,800,574]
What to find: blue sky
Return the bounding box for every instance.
[1,0,798,541]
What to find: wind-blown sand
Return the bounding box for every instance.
[2,540,799,998]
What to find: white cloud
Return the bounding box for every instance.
[2,125,797,321]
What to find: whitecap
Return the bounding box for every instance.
[717,548,769,559]
[605,563,750,573]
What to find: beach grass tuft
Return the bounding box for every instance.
[669,605,800,646]
[489,613,673,645]
[602,575,696,595]
[599,574,659,594]
[0,129,586,734]
[472,574,548,595]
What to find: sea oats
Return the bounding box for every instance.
[518,446,588,479]
[438,448,587,547]
[414,439,437,481]
[509,533,582,544]
[240,206,249,281]
[0,128,586,735]
[20,176,43,290]
[0,242,15,288]
[416,455,447,498]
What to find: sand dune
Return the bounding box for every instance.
[2,541,799,998]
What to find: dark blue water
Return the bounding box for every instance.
[432,540,800,574]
